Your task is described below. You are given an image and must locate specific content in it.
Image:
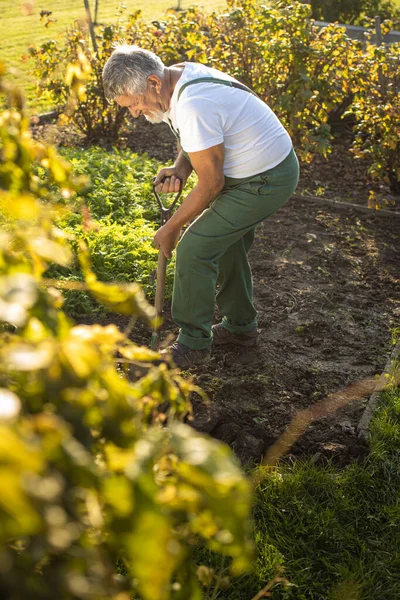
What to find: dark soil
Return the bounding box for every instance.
[122,196,399,467]
[44,117,400,466]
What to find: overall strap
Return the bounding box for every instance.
[169,77,257,163]
[177,76,257,101]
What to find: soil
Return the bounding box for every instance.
[136,197,399,467]
[43,118,400,466]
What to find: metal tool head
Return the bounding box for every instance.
[152,179,182,225]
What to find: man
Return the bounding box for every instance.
[102,45,299,368]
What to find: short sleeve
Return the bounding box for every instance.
[176,96,224,153]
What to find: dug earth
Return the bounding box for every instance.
[146,198,399,466]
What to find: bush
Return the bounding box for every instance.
[29,16,131,141]
[0,65,253,600]
[347,39,400,193]
[126,0,363,161]
[309,0,400,28]
[29,1,400,191]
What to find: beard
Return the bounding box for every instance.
[144,110,166,124]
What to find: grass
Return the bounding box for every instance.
[0,0,226,112]
[196,378,400,599]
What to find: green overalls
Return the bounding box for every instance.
[168,77,299,350]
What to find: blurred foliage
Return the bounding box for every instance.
[28,0,400,192]
[308,0,400,28]
[0,64,254,599]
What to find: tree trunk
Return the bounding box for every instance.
[83,0,98,53]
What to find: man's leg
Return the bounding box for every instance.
[215,227,257,332]
[172,206,250,350]
[170,148,300,357]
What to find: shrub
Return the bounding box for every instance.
[29,1,399,190]
[309,0,400,28]
[29,16,132,141]
[127,0,363,161]
[347,38,400,193]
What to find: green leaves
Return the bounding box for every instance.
[168,424,254,575]
[78,239,157,320]
[0,425,43,539]
[120,425,253,599]
[347,43,400,193]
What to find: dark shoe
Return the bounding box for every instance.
[160,341,211,369]
[212,322,258,347]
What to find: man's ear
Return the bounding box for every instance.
[147,75,162,93]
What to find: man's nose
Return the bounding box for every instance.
[129,107,140,118]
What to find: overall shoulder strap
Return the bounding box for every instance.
[177,76,257,101]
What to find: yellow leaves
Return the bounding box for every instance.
[29,237,73,267]
[0,192,39,221]
[70,323,125,349]
[0,273,38,327]
[5,340,55,371]
[119,344,160,363]
[65,52,91,102]
[125,507,182,600]
[103,475,134,516]
[105,443,136,472]
[186,48,198,60]
[60,337,100,379]
[0,425,43,538]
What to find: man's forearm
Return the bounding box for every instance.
[175,149,193,180]
[167,178,224,230]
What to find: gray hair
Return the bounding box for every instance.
[102,44,165,101]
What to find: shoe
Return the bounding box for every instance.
[212,322,258,347]
[160,341,211,369]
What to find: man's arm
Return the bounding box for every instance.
[153,143,225,258]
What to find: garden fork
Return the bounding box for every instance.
[150,178,182,351]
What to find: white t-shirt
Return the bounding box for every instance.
[164,62,292,178]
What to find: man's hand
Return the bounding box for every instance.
[154,167,183,194]
[153,222,180,259]
[154,151,192,194]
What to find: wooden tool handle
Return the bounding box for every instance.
[154,250,167,318]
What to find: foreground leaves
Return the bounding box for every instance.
[0,67,253,599]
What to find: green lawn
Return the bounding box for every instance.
[0,0,226,112]
[196,379,400,599]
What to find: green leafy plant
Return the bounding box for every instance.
[347,36,400,193]
[40,146,193,318]
[0,64,253,600]
[308,0,400,28]
[28,14,135,141]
